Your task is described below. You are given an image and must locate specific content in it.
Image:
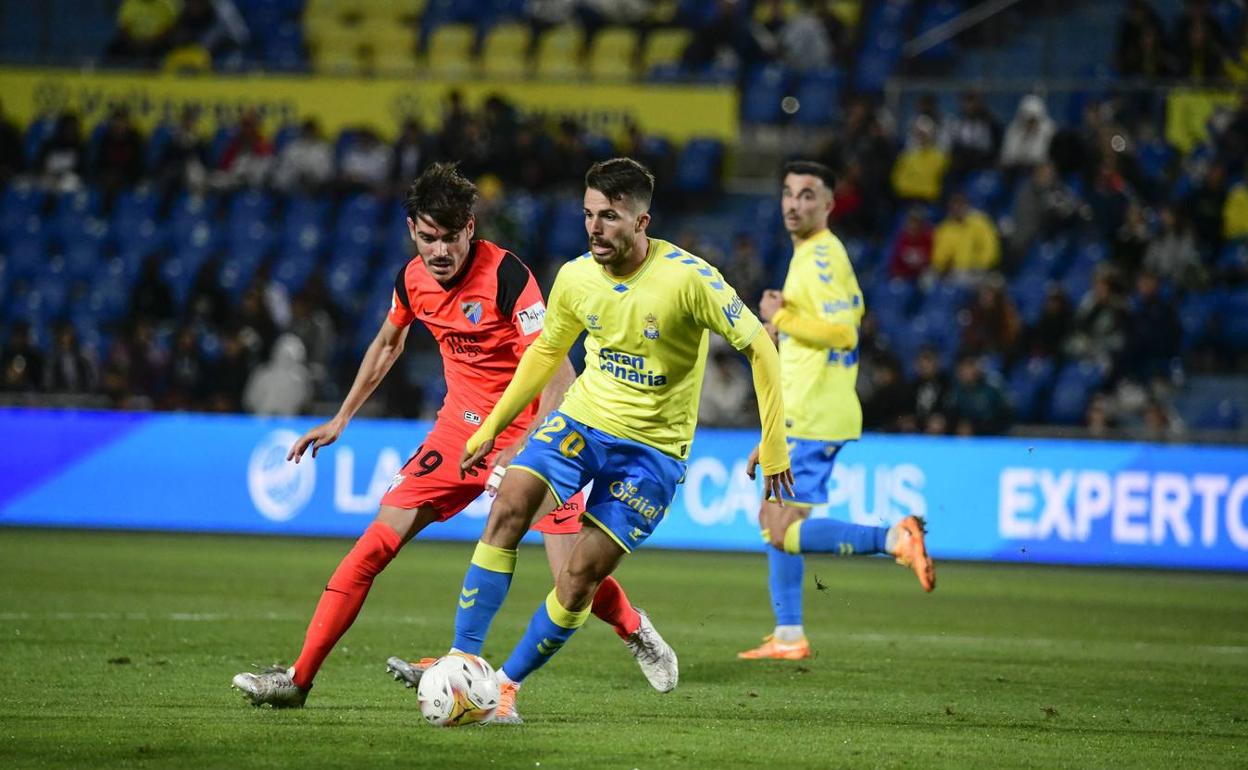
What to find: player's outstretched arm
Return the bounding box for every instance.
[742,332,794,503]
[460,336,571,477]
[287,318,409,463]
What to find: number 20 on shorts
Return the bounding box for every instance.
[532,415,585,458]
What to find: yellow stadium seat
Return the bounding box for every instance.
[303,13,348,47]
[356,0,425,25]
[588,27,638,81]
[358,21,418,75]
[535,23,582,80]
[480,22,530,79]
[426,23,476,78]
[641,28,690,72]
[312,42,364,76]
[753,0,799,24]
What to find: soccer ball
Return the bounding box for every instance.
[416,653,500,727]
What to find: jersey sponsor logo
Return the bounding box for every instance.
[247,429,317,522]
[460,301,483,324]
[643,313,660,340]
[721,294,745,327]
[445,333,483,357]
[586,313,602,330]
[464,410,482,425]
[517,302,545,335]
[599,347,668,386]
[608,479,667,520]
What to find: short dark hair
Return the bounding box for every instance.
[404,162,478,233]
[782,160,837,191]
[586,157,655,209]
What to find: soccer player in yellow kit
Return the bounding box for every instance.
[738,161,936,662]
[446,158,793,722]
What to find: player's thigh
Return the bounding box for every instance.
[380,423,489,522]
[542,532,576,580]
[481,468,555,544]
[554,524,628,610]
[376,504,442,544]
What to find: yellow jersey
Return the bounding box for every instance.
[779,229,864,441]
[541,237,763,459]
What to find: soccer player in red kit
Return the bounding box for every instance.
[232,163,675,708]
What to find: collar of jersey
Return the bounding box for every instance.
[794,228,832,254]
[597,237,659,288]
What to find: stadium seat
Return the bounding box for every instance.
[1008,356,1055,423]
[792,70,840,127]
[272,250,321,293]
[961,169,1007,214]
[546,198,588,259]
[535,23,582,79]
[741,66,787,124]
[1047,360,1106,424]
[1220,290,1248,353]
[641,28,690,75]
[481,22,530,78]
[588,27,639,81]
[674,138,723,194]
[424,23,475,78]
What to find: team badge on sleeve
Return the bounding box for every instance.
[461,301,483,325]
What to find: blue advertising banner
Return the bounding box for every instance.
[1,409,1246,571]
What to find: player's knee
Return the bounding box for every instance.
[482,497,529,543]
[558,561,602,608]
[767,524,788,551]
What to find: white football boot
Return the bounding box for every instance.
[385,656,436,689]
[231,665,308,708]
[623,609,679,692]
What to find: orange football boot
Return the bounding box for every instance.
[493,680,523,725]
[892,515,936,592]
[737,634,811,660]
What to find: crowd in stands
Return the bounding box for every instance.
[1116,0,1248,83]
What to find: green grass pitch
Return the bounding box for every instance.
[1,528,1245,769]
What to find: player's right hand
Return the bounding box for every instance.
[460,438,494,480]
[746,444,795,505]
[287,418,345,463]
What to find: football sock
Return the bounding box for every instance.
[774,624,805,643]
[451,541,518,655]
[785,518,887,556]
[591,576,641,639]
[291,521,401,690]
[500,588,592,683]
[767,547,804,628]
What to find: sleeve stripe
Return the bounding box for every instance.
[495,251,533,319]
[393,263,412,311]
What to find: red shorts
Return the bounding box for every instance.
[379,420,585,533]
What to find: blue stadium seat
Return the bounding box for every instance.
[674,139,723,194]
[1219,290,1248,352]
[1010,278,1050,325]
[112,187,161,235]
[271,250,320,293]
[160,255,199,306]
[170,193,219,234]
[961,169,1006,214]
[327,257,370,296]
[22,118,57,166]
[792,71,840,127]
[741,67,787,124]
[64,237,105,282]
[1192,398,1243,431]
[1047,360,1106,424]
[6,217,48,279]
[228,189,274,230]
[1179,291,1219,350]
[0,183,45,240]
[920,280,969,318]
[546,198,587,259]
[1008,356,1055,422]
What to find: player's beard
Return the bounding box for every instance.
[589,235,629,269]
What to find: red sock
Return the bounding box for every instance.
[591,576,641,639]
[291,522,401,689]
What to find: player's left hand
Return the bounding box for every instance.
[460,438,494,480]
[759,290,785,322]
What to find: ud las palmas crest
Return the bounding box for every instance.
[461,301,483,324]
[643,313,660,340]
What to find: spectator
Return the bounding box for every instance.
[36,114,85,193]
[961,278,1022,359]
[1175,16,1224,81]
[932,192,1001,277]
[91,107,145,197]
[550,118,591,188]
[699,345,753,427]
[1184,163,1229,253]
[243,333,312,416]
[217,111,273,188]
[130,254,176,324]
[153,106,208,194]
[777,0,833,71]
[1000,95,1055,174]
[340,128,393,193]
[1008,161,1082,265]
[164,327,210,409]
[1,322,46,392]
[861,356,913,431]
[1135,397,1184,441]
[1125,270,1181,383]
[1144,207,1207,289]
[890,115,948,203]
[911,347,949,432]
[1224,179,1248,242]
[289,292,337,399]
[829,159,870,236]
[43,321,97,394]
[944,355,1010,436]
[206,329,251,412]
[1215,92,1248,171]
[273,118,333,193]
[0,100,24,183]
[1024,286,1073,360]
[1117,0,1172,77]
[681,0,767,72]
[948,91,1002,175]
[1066,266,1129,370]
[391,118,428,188]
[1112,201,1152,279]
[1226,21,1248,82]
[1086,160,1132,239]
[167,0,250,68]
[1085,392,1118,437]
[888,206,933,280]
[722,233,766,306]
[105,0,178,66]
[524,0,576,60]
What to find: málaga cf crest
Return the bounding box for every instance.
[461,301,483,324]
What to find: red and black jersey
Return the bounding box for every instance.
[387,239,546,443]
